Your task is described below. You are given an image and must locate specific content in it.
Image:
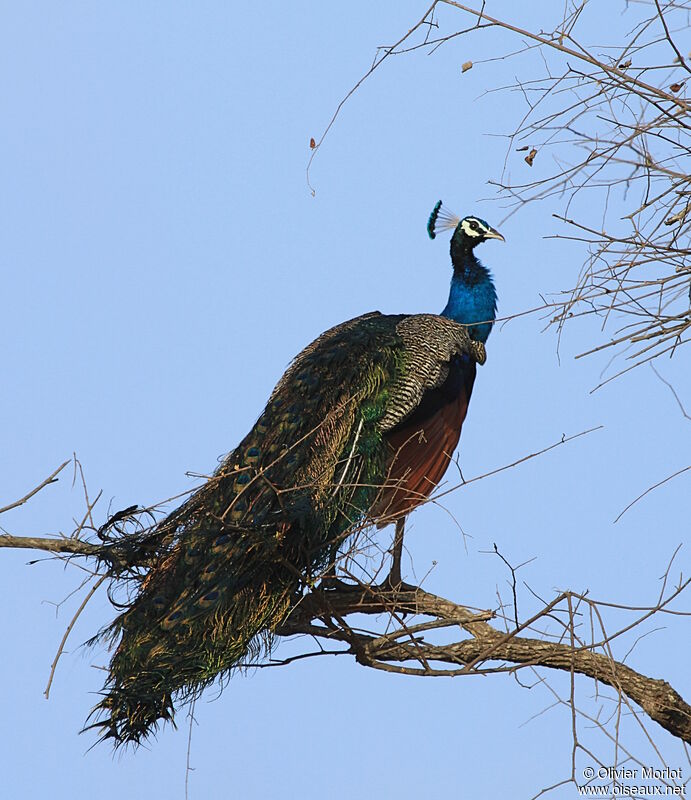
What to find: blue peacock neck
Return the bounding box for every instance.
[441,237,497,345]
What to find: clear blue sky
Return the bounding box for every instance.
[1,3,688,798]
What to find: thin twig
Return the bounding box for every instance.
[0,461,70,515]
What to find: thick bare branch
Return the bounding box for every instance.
[279,582,691,744]
[0,534,103,559]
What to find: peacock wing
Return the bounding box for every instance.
[373,314,487,521]
[379,314,486,432]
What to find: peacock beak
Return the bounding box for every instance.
[484,227,505,242]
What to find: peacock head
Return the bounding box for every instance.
[427,201,504,250]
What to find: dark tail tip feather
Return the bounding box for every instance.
[83,687,176,748]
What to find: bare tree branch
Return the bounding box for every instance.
[0,461,70,515]
[276,581,691,744]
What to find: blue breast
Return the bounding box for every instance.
[441,267,497,344]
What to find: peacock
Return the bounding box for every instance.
[90,203,503,746]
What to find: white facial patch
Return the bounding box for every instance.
[461,218,485,238]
